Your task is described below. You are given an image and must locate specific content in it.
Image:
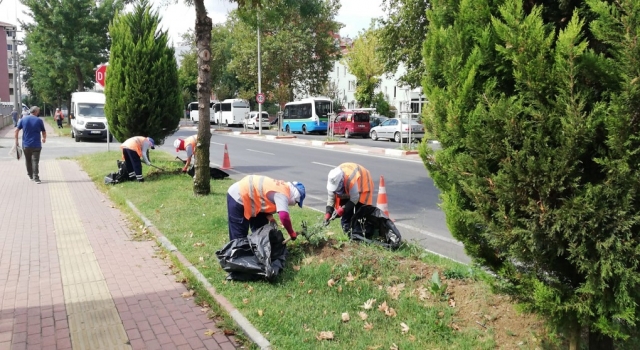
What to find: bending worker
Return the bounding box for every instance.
[174,135,197,172]
[120,136,155,182]
[227,175,305,241]
[324,162,374,232]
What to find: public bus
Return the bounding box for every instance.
[212,99,250,126]
[281,97,332,134]
[188,100,218,124]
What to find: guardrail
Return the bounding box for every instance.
[0,115,14,128]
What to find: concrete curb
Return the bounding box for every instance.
[125,200,272,350]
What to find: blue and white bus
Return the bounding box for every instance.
[281,97,332,134]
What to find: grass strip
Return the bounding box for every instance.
[77,150,556,349]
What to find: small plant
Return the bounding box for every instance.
[429,271,448,301]
[324,136,340,142]
[443,266,473,280]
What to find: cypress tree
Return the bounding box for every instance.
[421,0,640,347]
[105,0,182,144]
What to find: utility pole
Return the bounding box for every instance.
[11,27,20,112]
[257,13,263,136]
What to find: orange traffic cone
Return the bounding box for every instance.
[376,175,393,221]
[221,143,232,170]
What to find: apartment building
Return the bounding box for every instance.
[0,21,16,104]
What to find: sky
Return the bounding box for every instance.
[0,0,385,46]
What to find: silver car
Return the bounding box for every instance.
[370,118,425,142]
[244,111,270,130]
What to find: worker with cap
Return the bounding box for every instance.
[120,136,155,182]
[324,162,374,232]
[174,135,197,172]
[226,175,305,241]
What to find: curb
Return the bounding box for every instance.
[126,200,272,350]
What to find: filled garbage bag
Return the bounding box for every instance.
[8,144,22,160]
[215,223,288,281]
[104,160,130,185]
[176,157,229,180]
[349,205,402,249]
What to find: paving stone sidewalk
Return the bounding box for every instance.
[0,123,239,350]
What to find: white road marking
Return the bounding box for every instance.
[312,161,335,168]
[211,141,225,146]
[247,149,274,155]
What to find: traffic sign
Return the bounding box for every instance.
[256,93,265,104]
[96,65,107,87]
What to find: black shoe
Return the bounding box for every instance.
[35,179,41,184]
[137,179,145,183]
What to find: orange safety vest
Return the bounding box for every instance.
[334,163,373,208]
[238,175,291,219]
[184,135,197,154]
[120,136,146,157]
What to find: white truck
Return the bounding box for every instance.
[70,92,110,142]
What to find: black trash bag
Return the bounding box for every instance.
[349,205,402,249]
[177,157,229,180]
[215,223,288,281]
[104,160,130,185]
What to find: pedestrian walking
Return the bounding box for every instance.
[11,109,18,127]
[15,106,46,184]
[120,136,155,182]
[54,108,64,128]
[324,162,374,232]
[226,175,305,241]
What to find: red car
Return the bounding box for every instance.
[329,110,371,138]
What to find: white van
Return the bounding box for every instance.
[189,100,218,124]
[70,92,109,142]
[213,99,250,126]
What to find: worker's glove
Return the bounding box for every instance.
[146,161,152,166]
[335,206,345,217]
[182,166,188,173]
[289,232,297,241]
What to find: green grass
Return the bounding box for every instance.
[43,116,72,137]
[76,150,548,349]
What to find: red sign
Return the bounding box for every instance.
[256,93,265,104]
[96,65,107,87]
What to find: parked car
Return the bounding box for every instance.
[244,111,270,130]
[370,118,425,142]
[329,110,371,138]
[369,115,389,128]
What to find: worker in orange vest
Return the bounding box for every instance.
[324,162,374,232]
[120,136,155,182]
[173,135,197,172]
[226,175,306,241]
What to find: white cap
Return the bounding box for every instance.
[327,167,343,192]
[173,139,181,149]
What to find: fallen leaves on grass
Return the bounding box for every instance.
[362,298,376,310]
[223,329,235,336]
[258,309,264,316]
[204,329,216,336]
[293,265,301,271]
[367,346,381,350]
[308,289,314,294]
[378,301,388,312]
[181,290,195,298]
[193,242,205,247]
[346,272,355,282]
[450,323,460,331]
[242,298,249,304]
[413,286,429,301]
[378,301,397,317]
[328,279,336,287]
[400,322,410,334]
[448,298,456,308]
[338,285,343,293]
[302,257,314,265]
[341,313,350,322]
[364,322,373,330]
[199,256,204,262]
[390,343,399,350]
[358,312,368,320]
[386,283,405,300]
[200,307,210,313]
[316,331,334,341]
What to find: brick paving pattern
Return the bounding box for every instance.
[0,123,238,350]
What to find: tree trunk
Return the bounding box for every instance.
[193,0,212,196]
[74,64,84,91]
[589,330,614,350]
[568,320,580,350]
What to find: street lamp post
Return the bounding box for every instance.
[11,27,20,112]
[257,14,263,136]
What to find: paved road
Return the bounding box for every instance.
[170,126,469,264]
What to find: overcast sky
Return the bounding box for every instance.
[0,0,385,45]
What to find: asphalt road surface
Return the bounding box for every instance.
[168,128,469,263]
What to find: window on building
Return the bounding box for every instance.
[9,88,14,95]
[7,44,12,51]
[344,68,346,77]
[348,80,356,91]
[7,58,13,67]
[9,73,13,81]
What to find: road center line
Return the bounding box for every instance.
[247,149,274,155]
[312,162,336,168]
[211,141,225,146]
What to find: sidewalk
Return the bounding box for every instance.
[0,122,238,349]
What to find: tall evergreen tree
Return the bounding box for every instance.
[421,0,640,348]
[105,0,182,144]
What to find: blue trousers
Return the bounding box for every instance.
[227,194,269,241]
[122,149,143,181]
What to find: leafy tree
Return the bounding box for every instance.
[105,0,182,144]
[177,31,198,105]
[372,92,390,117]
[210,22,242,100]
[21,0,123,92]
[230,0,342,105]
[422,0,640,348]
[377,0,430,88]
[342,27,384,108]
